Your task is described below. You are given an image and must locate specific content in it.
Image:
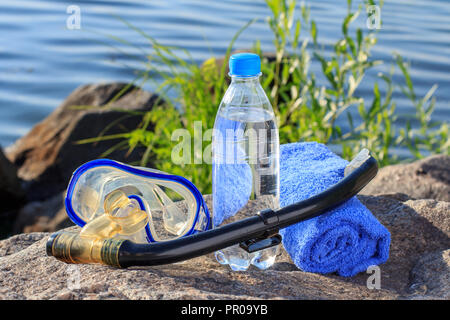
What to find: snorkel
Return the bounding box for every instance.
[47,149,378,268]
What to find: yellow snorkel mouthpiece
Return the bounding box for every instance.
[46,190,149,267]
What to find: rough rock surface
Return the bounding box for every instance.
[0,232,47,257]
[408,249,449,299]
[0,194,448,300]
[5,83,162,201]
[361,155,450,202]
[358,194,450,297]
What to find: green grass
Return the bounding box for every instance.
[80,0,449,193]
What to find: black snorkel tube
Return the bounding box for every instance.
[47,151,378,268]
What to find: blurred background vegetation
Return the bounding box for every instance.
[79,0,449,193]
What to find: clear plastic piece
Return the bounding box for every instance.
[153,185,189,236]
[344,148,371,177]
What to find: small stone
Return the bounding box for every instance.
[55,291,74,300]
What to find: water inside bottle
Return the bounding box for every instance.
[212,106,280,271]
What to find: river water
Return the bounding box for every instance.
[0,0,449,149]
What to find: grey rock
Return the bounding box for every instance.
[5,83,162,201]
[0,148,24,211]
[408,249,449,299]
[0,230,396,300]
[361,155,450,201]
[0,195,448,300]
[0,232,47,257]
[13,192,73,234]
[358,195,450,295]
[0,148,25,237]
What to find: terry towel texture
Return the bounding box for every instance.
[279,142,390,277]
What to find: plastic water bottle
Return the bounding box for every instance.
[212,53,280,271]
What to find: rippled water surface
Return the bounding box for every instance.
[0,0,449,148]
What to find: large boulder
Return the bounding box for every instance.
[0,148,24,211]
[13,192,72,234]
[358,194,450,296]
[0,194,448,300]
[361,155,450,202]
[5,83,162,201]
[0,148,25,237]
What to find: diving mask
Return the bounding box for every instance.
[65,159,211,243]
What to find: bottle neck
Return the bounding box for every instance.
[230,74,261,84]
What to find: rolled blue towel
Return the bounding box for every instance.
[279,142,390,277]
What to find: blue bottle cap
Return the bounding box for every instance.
[229,53,261,77]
